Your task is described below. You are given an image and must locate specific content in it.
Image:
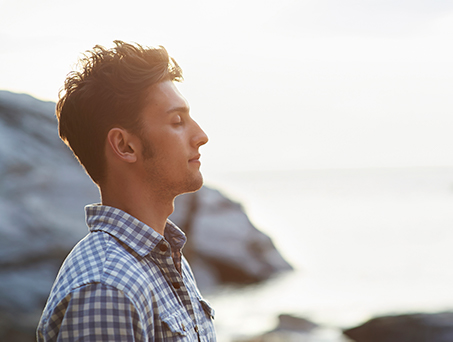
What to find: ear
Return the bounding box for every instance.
[106,128,138,163]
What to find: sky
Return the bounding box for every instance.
[1,0,453,175]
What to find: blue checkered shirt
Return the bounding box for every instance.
[37,204,216,341]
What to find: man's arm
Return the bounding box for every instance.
[37,283,145,342]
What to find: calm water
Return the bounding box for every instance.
[203,166,453,341]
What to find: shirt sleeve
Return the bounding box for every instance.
[40,283,146,342]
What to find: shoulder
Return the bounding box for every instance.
[38,232,158,337]
[46,231,153,312]
[37,283,149,341]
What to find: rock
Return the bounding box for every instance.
[274,314,318,332]
[343,312,453,342]
[0,90,292,341]
[171,188,293,289]
[0,90,101,342]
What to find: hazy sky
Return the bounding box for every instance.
[1,0,453,174]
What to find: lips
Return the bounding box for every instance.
[189,154,201,163]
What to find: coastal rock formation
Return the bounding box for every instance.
[0,90,292,341]
[343,312,453,342]
[171,188,293,289]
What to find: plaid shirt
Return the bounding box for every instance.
[37,205,216,341]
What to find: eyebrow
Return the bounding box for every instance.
[166,106,190,114]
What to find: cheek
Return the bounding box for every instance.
[166,131,187,150]
[150,128,188,158]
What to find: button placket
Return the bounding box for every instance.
[154,240,201,337]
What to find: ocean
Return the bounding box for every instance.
[202,166,453,341]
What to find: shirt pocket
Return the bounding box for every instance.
[160,309,195,337]
[198,298,215,320]
[193,297,216,341]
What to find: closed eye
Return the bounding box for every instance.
[171,114,183,125]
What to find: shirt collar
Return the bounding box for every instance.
[164,219,187,252]
[85,204,186,257]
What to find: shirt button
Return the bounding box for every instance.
[181,323,186,331]
[159,244,168,252]
[194,325,199,333]
[172,282,180,289]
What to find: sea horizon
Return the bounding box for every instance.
[203,165,453,341]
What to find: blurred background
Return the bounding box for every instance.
[1,0,453,341]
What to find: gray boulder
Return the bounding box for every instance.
[343,312,453,342]
[0,90,101,341]
[0,90,292,341]
[171,188,293,289]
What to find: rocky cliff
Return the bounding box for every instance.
[0,90,292,341]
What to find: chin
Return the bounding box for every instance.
[181,175,204,194]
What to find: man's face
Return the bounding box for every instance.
[136,80,208,197]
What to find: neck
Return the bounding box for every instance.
[100,179,175,236]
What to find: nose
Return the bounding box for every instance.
[192,120,208,147]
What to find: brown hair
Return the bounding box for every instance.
[56,40,183,184]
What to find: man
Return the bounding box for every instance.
[37,41,216,341]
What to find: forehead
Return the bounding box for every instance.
[142,80,188,114]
